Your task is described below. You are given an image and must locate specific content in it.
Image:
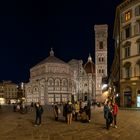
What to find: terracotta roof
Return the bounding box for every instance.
[84,61,95,74]
[84,55,95,74]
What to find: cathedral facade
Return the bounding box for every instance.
[25,24,108,105]
[25,49,96,105]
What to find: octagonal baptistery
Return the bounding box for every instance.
[25,49,74,105]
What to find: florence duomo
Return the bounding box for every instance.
[1,0,140,139]
[25,24,108,105]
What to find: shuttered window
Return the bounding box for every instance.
[135,5,140,16]
[124,46,130,58]
[134,22,140,35]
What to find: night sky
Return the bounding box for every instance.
[0,0,122,83]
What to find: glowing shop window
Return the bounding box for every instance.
[125,11,131,21]
[137,95,140,107]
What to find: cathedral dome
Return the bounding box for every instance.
[31,48,73,78]
[36,48,66,66]
[84,54,95,74]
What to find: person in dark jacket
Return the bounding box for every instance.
[67,101,73,124]
[34,102,43,126]
[86,100,91,122]
[53,103,59,121]
[103,101,113,130]
[63,102,68,122]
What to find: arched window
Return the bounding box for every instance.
[134,60,140,77]
[62,79,67,86]
[102,69,104,74]
[55,79,60,86]
[124,87,131,93]
[48,78,54,86]
[123,41,131,58]
[33,87,39,94]
[102,57,104,62]
[27,87,31,94]
[123,62,131,78]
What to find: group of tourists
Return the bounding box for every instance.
[53,100,91,124]
[13,102,28,113]
[103,100,118,130]
[29,99,118,130]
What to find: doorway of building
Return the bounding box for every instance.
[124,94,131,107]
[124,87,132,107]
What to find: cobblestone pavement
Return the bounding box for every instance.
[0,105,140,140]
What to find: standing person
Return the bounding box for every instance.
[67,101,73,125]
[34,102,43,126]
[74,101,80,121]
[30,102,34,112]
[54,103,59,121]
[112,101,118,128]
[103,101,113,130]
[63,102,68,122]
[86,100,91,122]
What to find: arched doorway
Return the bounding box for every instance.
[124,87,132,107]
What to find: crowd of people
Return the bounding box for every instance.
[53,100,91,125]
[11,98,118,130]
[13,102,28,114]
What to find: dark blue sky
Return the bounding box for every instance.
[0,0,122,83]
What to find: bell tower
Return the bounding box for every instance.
[94,24,108,102]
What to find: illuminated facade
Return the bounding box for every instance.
[25,24,108,105]
[25,49,96,105]
[94,25,108,102]
[0,81,18,104]
[112,0,140,107]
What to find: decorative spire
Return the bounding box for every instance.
[88,54,92,62]
[50,48,54,56]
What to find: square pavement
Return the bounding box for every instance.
[0,105,140,140]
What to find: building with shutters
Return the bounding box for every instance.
[111,0,140,107]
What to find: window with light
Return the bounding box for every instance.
[125,11,131,21]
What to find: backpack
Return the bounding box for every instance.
[67,104,72,113]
